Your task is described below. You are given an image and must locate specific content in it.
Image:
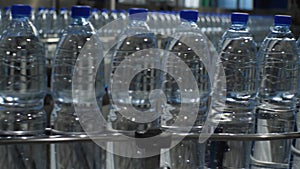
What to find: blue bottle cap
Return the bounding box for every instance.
[11,4,32,18]
[71,6,91,18]
[128,8,148,21]
[231,12,249,24]
[4,6,10,11]
[171,11,178,15]
[119,9,126,13]
[92,8,98,13]
[111,9,118,13]
[180,10,198,22]
[102,9,108,13]
[49,7,55,11]
[60,7,67,11]
[38,7,45,11]
[274,15,291,26]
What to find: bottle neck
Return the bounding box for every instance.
[177,20,199,32]
[179,20,199,30]
[64,17,94,35]
[11,17,31,29]
[230,23,247,31]
[71,17,90,25]
[272,25,291,33]
[128,19,150,31]
[12,16,30,20]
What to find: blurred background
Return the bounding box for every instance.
[0,0,299,36]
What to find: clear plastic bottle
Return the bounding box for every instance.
[89,8,101,30]
[156,11,172,49]
[100,9,109,28]
[0,6,2,33]
[118,9,127,20]
[0,4,47,169]
[109,8,159,131]
[44,7,58,38]
[157,11,167,35]
[108,8,158,169]
[2,6,12,32]
[29,7,35,23]
[162,10,210,169]
[170,11,180,34]
[294,37,300,169]
[163,11,173,35]
[51,5,105,169]
[57,7,70,35]
[34,7,46,36]
[208,12,257,169]
[109,9,119,22]
[147,10,159,34]
[251,15,298,169]
[106,9,124,37]
[42,8,59,82]
[118,9,127,34]
[163,9,210,132]
[98,9,110,36]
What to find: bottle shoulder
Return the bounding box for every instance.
[0,35,44,51]
[221,29,254,40]
[63,22,95,35]
[166,33,209,53]
[116,20,157,50]
[1,19,39,39]
[116,33,157,51]
[265,30,295,39]
[219,30,257,54]
[166,22,209,51]
[57,23,95,48]
[57,33,94,50]
[123,20,151,35]
[260,32,297,54]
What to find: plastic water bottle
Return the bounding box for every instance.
[108,9,125,37]
[293,37,300,169]
[148,10,159,34]
[52,6,105,169]
[89,8,101,30]
[57,7,70,35]
[251,15,298,169]
[163,9,210,131]
[98,9,110,37]
[29,7,35,23]
[42,7,59,79]
[109,8,159,131]
[118,9,127,33]
[118,9,127,20]
[0,7,2,33]
[0,4,47,169]
[34,7,46,36]
[170,11,180,34]
[162,10,210,169]
[2,6,11,32]
[208,13,258,169]
[100,9,109,28]
[45,8,59,38]
[108,8,158,169]
[109,9,118,22]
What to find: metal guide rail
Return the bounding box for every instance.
[0,128,300,144]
